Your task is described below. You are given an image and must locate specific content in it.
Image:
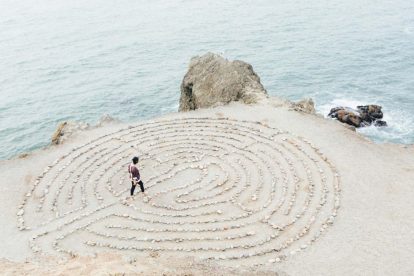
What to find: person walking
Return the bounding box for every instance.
[128,156,145,197]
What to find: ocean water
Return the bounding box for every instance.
[0,0,413,160]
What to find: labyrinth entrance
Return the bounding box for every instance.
[18,117,340,266]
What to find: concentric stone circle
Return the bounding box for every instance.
[17,117,340,266]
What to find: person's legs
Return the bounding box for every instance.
[138,180,145,193]
[130,181,136,196]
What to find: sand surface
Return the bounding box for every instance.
[1,99,413,275]
[0,252,280,276]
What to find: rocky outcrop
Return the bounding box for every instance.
[96,114,119,127]
[179,53,268,111]
[328,105,387,128]
[51,115,118,145]
[51,122,68,145]
[51,121,89,145]
[356,105,385,126]
[291,98,316,114]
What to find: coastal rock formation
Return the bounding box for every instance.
[51,122,68,145]
[328,107,362,127]
[96,114,119,127]
[328,105,387,128]
[179,53,268,111]
[51,115,118,145]
[51,121,90,145]
[357,105,386,126]
[291,98,316,114]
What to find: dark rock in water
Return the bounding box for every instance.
[335,108,362,127]
[328,105,386,128]
[374,120,387,127]
[357,105,384,124]
[328,107,362,127]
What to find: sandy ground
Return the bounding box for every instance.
[0,253,280,276]
[1,98,413,275]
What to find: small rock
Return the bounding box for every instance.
[291,98,316,114]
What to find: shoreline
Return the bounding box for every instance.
[3,96,412,163]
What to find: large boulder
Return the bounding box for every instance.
[328,105,387,128]
[179,53,268,111]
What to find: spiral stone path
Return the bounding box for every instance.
[17,117,341,266]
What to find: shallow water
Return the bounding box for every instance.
[0,0,413,159]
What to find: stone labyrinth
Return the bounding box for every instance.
[18,117,340,266]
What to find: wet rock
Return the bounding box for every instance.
[328,105,387,128]
[179,53,268,111]
[338,109,362,127]
[357,105,383,122]
[374,120,387,127]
